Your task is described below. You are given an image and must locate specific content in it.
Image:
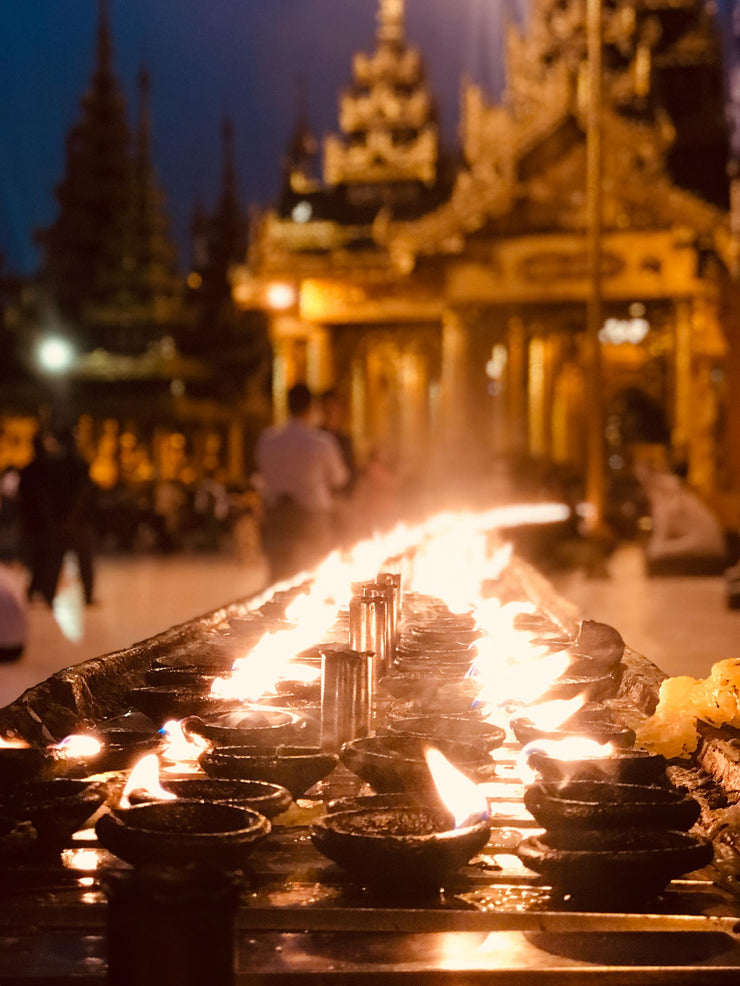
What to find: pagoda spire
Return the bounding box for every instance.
[125,65,179,315]
[377,0,405,44]
[95,0,113,75]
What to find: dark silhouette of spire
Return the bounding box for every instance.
[189,117,248,329]
[39,0,130,318]
[124,66,179,313]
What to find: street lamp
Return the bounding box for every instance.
[37,336,75,374]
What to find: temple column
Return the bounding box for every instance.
[227,418,245,484]
[528,335,546,458]
[307,326,333,395]
[506,316,528,456]
[672,299,692,466]
[270,316,305,424]
[398,346,429,478]
[438,309,471,465]
[350,355,368,465]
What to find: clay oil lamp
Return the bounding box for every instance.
[50,728,163,776]
[182,706,308,748]
[510,697,636,749]
[523,779,702,834]
[522,736,667,786]
[199,745,338,800]
[159,718,211,773]
[127,683,241,727]
[143,666,220,689]
[0,735,52,786]
[95,800,271,870]
[122,754,293,818]
[0,778,109,851]
[388,716,506,755]
[0,815,37,860]
[339,734,496,795]
[310,748,492,894]
[517,828,714,903]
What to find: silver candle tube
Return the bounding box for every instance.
[320,646,373,753]
[377,572,402,650]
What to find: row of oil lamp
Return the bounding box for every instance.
[0,504,715,903]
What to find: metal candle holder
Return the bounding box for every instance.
[320,647,373,753]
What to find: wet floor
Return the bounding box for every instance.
[1,540,738,710]
[550,542,740,679]
[0,551,269,708]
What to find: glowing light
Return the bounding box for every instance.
[0,736,30,749]
[61,847,102,872]
[52,735,103,760]
[120,754,177,809]
[160,719,210,764]
[37,336,75,373]
[425,748,490,829]
[518,736,614,784]
[518,695,588,731]
[265,282,297,311]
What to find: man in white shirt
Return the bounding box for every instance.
[256,383,350,582]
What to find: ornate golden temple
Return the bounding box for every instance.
[236,0,740,518]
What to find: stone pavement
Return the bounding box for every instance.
[0,552,269,709]
[550,541,740,680]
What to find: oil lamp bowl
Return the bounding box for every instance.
[58,728,163,775]
[517,829,713,903]
[0,779,109,850]
[523,780,701,833]
[382,676,483,716]
[0,746,53,786]
[340,735,496,794]
[388,716,506,754]
[143,666,220,689]
[183,706,308,748]
[538,670,621,703]
[128,777,293,817]
[199,745,338,799]
[311,805,491,893]
[96,800,270,869]
[0,816,37,859]
[127,685,240,726]
[510,711,636,749]
[526,748,667,786]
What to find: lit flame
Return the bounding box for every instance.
[52,734,103,760]
[517,694,588,732]
[424,747,490,829]
[120,754,176,809]
[518,735,614,784]
[160,719,210,764]
[0,736,30,749]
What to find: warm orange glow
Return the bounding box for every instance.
[52,735,103,760]
[0,736,30,749]
[518,735,614,784]
[120,754,177,809]
[517,695,588,731]
[160,719,211,764]
[265,281,297,311]
[424,748,489,829]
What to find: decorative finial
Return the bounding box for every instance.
[377,0,405,44]
[96,0,112,70]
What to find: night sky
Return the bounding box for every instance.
[0,0,531,276]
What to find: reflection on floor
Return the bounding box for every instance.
[550,542,740,679]
[0,552,268,709]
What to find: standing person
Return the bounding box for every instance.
[18,431,59,606]
[256,383,349,583]
[47,428,99,606]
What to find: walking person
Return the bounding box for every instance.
[256,383,349,583]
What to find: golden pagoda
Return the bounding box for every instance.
[239,0,740,519]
